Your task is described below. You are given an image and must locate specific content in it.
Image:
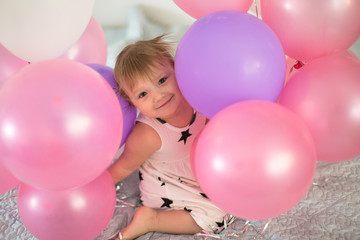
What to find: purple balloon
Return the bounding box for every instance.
[175,10,286,118]
[87,64,137,146]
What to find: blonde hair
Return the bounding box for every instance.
[114,34,175,104]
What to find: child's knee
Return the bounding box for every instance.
[134,206,157,230]
[135,206,156,218]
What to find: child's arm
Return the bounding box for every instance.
[108,122,161,184]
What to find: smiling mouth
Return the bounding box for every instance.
[157,96,173,109]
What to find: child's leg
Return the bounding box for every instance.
[118,206,202,240]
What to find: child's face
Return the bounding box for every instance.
[123,61,185,120]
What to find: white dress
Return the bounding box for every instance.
[136,111,229,232]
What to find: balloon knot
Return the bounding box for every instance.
[293,60,304,69]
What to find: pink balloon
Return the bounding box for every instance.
[0,59,122,190]
[193,100,316,220]
[172,0,253,19]
[17,171,116,240]
[261,0,360,62]
[279,55,360,162]
[0,159,19,195]
[284,49,358,86]
[0,43,28,89]
[58,17,107,65]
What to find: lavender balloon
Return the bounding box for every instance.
[175,10,286,118]
[87,64,137,147]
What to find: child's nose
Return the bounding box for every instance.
[153,90,164,102]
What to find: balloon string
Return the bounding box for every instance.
[313,172,344,187]
[116,198,139,208]
[259,218,272,238]
[104,232,119,240]
[115,183,141,208]
[212,215,236,234]
[243,219,272,239]
[253,0,259,19]
[195,232,242,239]
[194,217,272,239]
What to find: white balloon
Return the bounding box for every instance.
[0,0,95,62]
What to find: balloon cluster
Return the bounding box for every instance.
[173,0,360,220]
[0,1,136,239]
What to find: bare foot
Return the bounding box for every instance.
[116,206,157,240]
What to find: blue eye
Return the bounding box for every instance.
[138,92,147,99]
[158,77,167,85]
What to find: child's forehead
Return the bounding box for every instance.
[130,74,153,88]
[122,58,173,90]
[124,70,157,92]
[140,60,171,79]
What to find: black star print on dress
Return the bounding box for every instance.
[216,220,225,228]
[178,129,192,144]
[160,197,173,208]
[200,193,208,199]
[184,207,192,213]
[158,177,165,186]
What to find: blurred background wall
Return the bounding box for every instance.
[92,0,359,67]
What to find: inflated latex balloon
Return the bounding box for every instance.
[59,17,107,65]
[285,49,358,86]
[87,63,137,146]
[0,59,123,190]
[175,10,285,118]
[17,171,116,240]
[0,159,19,195]
[279,55,360,162]
[0,0,95,62]
[172,0,253,19]
[193,100,316,220]
[261,0,360,61]
[0,43,28,89]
